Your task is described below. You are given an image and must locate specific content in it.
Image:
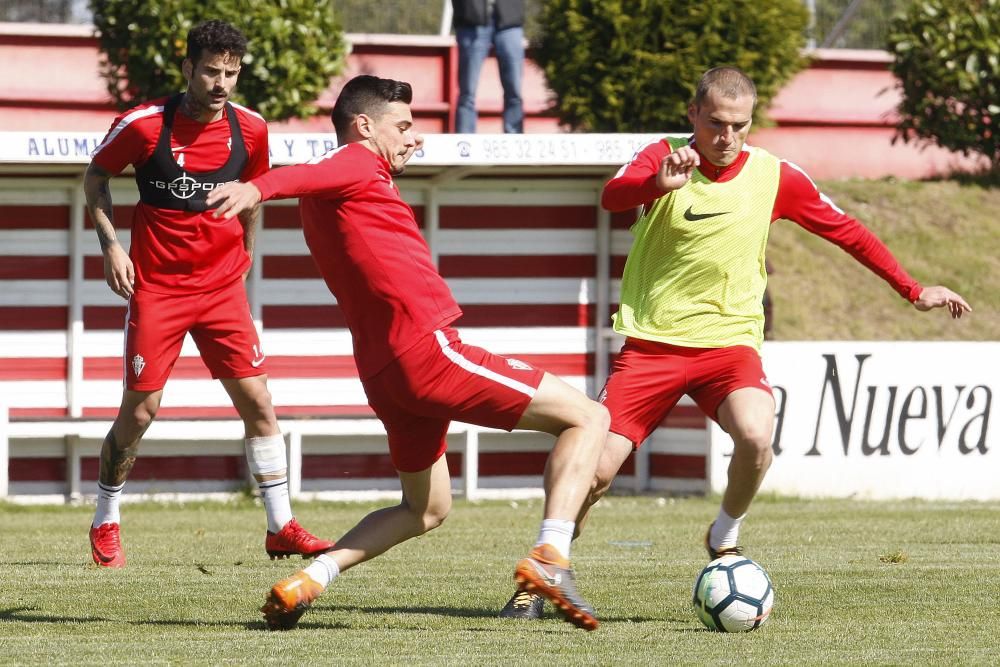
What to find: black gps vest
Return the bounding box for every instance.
[135,94,247,212]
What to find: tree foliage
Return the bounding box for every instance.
[333,0,443,35]
[811,0,909,49]
[887,0,1000,164]
[531,0,809,132]
[90,0,346,122]
[327,0,545,38]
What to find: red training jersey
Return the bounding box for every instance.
[253,143,464,379]
[92,97,270,294]
[602,138,923,303]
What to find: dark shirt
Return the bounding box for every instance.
[452,0,524,29]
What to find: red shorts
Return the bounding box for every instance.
[600,338,771,446]
[124,279,266,391]
[361,327,545,473]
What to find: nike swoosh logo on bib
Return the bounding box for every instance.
[684,206,730,221]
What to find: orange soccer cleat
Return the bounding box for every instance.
[265,518,335,560]
[514,543,598,631]
[260,570,325,631]
[89,522,126,568]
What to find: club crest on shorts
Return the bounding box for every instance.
[506,358,532,371]
[131,354,145,378]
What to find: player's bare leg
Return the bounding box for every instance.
[516,373,608,523]
[90,389,162,568]
[261,456,452,630]
[575,433,636,534]
[222,375,280,441]
[331,455,453,567]
[510,373,608,630]
[102,389,163,485]
[502,431,632,620]
[222,375,333,559]
[706,387,775,558]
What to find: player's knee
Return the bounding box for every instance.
[424,507,449,532]
[595,402,611,431]
[733,424,774,466]
[237,397,278,437]
[419,499,451,533]
[244,386,277,421]
[128,400,158,431]
[580,400,610,434]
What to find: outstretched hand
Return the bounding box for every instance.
[656,145,700,193]
[913,285,972,319]
[207,181,262,220]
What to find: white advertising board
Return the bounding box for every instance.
[0,131,665,167]
[709,342,998,500]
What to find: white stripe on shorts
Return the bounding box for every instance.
[121,297,132,388]
[433,330,537,398]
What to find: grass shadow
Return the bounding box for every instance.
[0,606,111,624]
[924,166,1000,188]
[328,604,499,620]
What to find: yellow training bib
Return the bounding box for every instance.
[613,138,780,351]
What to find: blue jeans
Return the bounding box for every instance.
[456,24,524,133]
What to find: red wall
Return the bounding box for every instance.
[0,24,986,179]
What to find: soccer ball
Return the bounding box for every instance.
[692,555,774,632]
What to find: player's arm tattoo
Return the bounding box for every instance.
[238,203,261,260]
[99,430,140,487]
[83,163,120,251]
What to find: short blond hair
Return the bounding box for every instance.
[693,67,757,108]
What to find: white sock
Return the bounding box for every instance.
[303,554,340,589]
[535,519,575,558]
[710,508,746,550]
[93,481,125,527]
[258,477,294,534]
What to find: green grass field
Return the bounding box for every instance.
[2,495,999,666]
[769,178,998,341]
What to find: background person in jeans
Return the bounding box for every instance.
[452,0,525,133]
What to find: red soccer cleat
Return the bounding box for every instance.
[265,518,335,560]
[89,522,126,568]
[260,570,325,631]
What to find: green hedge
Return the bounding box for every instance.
[888,0,1000,164]
[532,0,809,132]
[90,0,346,121]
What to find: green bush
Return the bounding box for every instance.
[333,0,442,34]
[532,0,809,132]
[90,0,346,122]
[888,0,1000,164]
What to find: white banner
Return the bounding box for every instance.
[709,342,999,500]
[0,131,668,167]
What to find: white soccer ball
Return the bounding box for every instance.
[692,554,775,632]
